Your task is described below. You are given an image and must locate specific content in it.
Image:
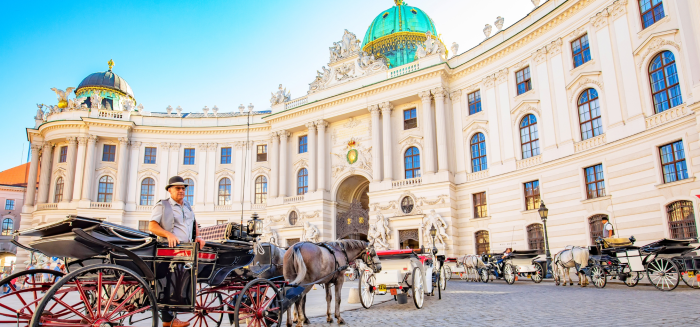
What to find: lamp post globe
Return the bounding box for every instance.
[538,201,552,278]
[429,225,437,255]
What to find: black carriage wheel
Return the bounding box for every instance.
[503,264,516,285]
[621,267,641,287]
[234,278,282,327]
[411,267,424,309]
[359,270,375,309]
[680,271,700,289]
[590,264,607,289]
[30,263,158,327]
[0,269,64,326]
[479,268,489,283]
[646,258,680,292]
[189,283,224,327]
[531,263,544,283]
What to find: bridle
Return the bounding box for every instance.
[358,244,381,273]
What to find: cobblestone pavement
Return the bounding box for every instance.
[297,279,700,327]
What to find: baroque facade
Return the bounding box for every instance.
[19,0,700,261]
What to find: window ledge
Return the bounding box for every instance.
[656,177,696,189]
[471,216,491,221]
[637,15,671,39]
[520,209,539,214]
[581,195,611,204]
[514,89,534,99]
[570,59,595,74]
[143,163,157,165]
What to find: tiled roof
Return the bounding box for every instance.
[0,163,34,188]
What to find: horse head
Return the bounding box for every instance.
[362,243,382,273]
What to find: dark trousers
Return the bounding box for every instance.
[161,310,174,323]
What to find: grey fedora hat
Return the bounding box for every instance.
[165,176,188,191]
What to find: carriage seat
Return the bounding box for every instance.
[249,243,285,280]
[602,238,633,248]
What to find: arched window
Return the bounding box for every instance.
[297,169,308,195]
[527,224,545,254]
[649,51,682,114]
[470,133,487,172]
[475,230,490,255]
[578,89,603,140]
[520,114,540,159]
[54,177,64,203]
[218,178,231,205]
[589,214,607,245]
[667,201,698,239]
[140,178,155,206]
[97,176,114,203]
[289,211,298,226]
[404,147,421,179]
[255,176,268,204]
[184,178,194,204]
[1,218,13,235]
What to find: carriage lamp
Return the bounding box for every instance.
[430,225,438,255]
[538,201,552,278]
[247,213,264,238]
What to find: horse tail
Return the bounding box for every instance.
[288,244,307,285]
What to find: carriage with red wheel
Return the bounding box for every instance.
[0,214,303,327]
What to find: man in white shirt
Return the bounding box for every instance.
[602,216,614,238]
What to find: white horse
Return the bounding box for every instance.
[553,246,590,287]
[460,254,482,282]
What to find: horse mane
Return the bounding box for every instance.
[324,239,367,251]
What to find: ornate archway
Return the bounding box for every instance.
[335,175,370,240]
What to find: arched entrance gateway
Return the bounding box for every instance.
[335,175,370,241]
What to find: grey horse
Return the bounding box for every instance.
[552,246,590,287]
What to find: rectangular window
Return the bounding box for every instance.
[299,136,308,153]
[660,141,688,183]
[516,67,532,95]
[102,144,116,162]
[571,34,591,68]
[217,220,227,225]
[144,147,157,164]
[585,164,606,199]
[221,147,232,164]
[5,200,14,210]
[138,220,150,233]
[524,180,540,210]
[403,108,417,130]
[183,148,195,165]
[468,91,482,115]
[473,192,488,218]
[257,145,268,162]
[59,146,68,163]
[639,0,665,29]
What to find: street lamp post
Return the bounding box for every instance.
[429,225,437,255]
[538,200,551,278]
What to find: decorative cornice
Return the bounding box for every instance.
[590,9,610,29]
[610,0,628,17]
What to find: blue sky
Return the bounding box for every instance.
[0,0,532,172]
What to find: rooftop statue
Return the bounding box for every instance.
[50,87,75,109]
[329,30,361,63]
[415,31,446,60]
[270,84,292,105]
[69,97,86,111]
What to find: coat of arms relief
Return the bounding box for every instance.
[331,137,372,178]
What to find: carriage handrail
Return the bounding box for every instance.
[106,227,154,250]
[72,228,155,281]
[11,238,41,253]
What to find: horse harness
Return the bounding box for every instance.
[292,241,366,287]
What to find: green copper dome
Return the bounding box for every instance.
[362,0,438,68]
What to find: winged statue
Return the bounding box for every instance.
[50,87,75,103]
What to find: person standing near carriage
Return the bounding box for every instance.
[149,176,206,327]
[602,216,614,238]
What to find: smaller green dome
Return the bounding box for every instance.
[362,1,438,68]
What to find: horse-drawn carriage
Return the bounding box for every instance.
[0,215,303,327]
[357,248,445,310]
[588,237,700,291]
[443,257,466,281]
[478,250,545,284]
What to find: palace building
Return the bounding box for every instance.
[18,0,700,262]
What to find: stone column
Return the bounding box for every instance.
[25,143,42,207]
[59,137,78,203]
[419,91,436,174]
[316,120,328,191]
[159,142,170,199]
[269,133,279,198]
[69,137,84,202]
[126,141,141,209]
[306,122,317,192]
[37,142,54,204]
[278,131,290,197]
[450,90,467,174]
[433,87,449,172]
[380,102,394,181]
[114,137,130,203]
[368,105,382,182]
[81,136,98,201]
[196,143,208,207]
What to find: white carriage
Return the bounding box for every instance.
[444,257,466,280]
[358,248,444,309]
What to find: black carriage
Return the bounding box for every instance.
[0,215,302,327]
[587,236,699,291]
[478,250,545,284]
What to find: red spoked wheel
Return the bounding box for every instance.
[234,279,282,327]
[188,284,224,327]
[0,269,65,327]
[29,263,158,327]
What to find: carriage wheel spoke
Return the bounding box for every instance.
[106,287,143,320]
[109,305,152,323]
[73,278,95,320]
[48,295,92,322]
[96,272,103,318]
[102,274,124,318]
